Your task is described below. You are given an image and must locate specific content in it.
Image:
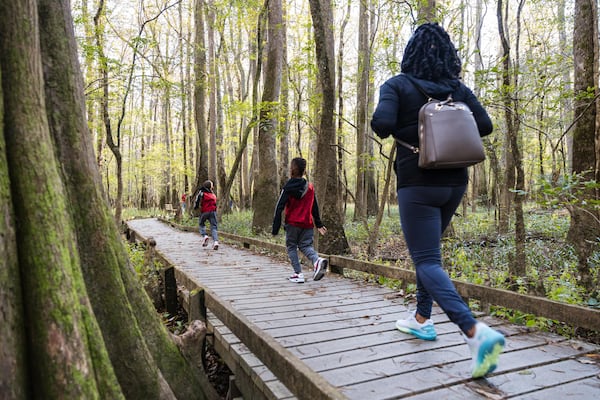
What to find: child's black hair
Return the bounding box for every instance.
[401,23,462,81]
[291,157,306,177]
[203,180,213,190]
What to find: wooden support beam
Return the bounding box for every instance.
[163,266,178,316]
[202,286,348,400]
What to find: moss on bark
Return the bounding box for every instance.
[0,76,29,400]
[0,1,210,398]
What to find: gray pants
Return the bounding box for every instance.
[199,211,218,242]
[285,224,318,274]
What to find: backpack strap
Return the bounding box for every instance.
[394,138,419,153]
[394,74,455,152]
[394,74,429,153]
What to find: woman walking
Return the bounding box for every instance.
[371,22,504,378]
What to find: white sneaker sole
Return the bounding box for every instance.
[313,259,328,281]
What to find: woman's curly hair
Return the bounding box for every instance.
[401,23,462,81]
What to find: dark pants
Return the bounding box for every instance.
[199,211,218,241]
[397,185,476,334]
[285,224,319,274]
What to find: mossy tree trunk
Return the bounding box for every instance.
[252,0,283,233]
[0,67,28,399]
[0,0,207,399]
[308,0,350,255]
[193,0,210,192]
[568,0,599,292]
[353,0,368,222]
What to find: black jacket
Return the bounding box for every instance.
[371,74,493,188]
[193,186,214,210]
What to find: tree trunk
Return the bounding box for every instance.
[179,1,190,195]
[557,0,572,177]
[0,0,208,398]
[0,87,28,398]
[216,62,228,210]
[278,3,290,189]
[140,70,149,208]
[497,0,526,278]
[218,4,265,215]
[194,0,209,190]
[252,0,283,233]
[367,144,396,256]
[496,2,511,234]
[354,0,368,222]
[337,0,352,210]
[207,1,218,181]
[568,0,599,291]
[418,0,437,24]
[308,0,350,255]
[93,0,123,222]
[366,3,378,217]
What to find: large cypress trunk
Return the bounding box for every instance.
[0,81,29,400]
[0,0,207,398]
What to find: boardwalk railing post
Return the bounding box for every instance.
[327,256,343,275]
[188,288,207,323]
[163,266,178,316]
[192,288,210,372]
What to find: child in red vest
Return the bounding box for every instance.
[272,157,327,283]
[193,180,219,250]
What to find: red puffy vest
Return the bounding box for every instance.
[201,192,217,213]
[285,183,315,229]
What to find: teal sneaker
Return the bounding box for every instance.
[395,310,437,341]
[465,322,505,378]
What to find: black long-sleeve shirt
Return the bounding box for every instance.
[371,74,493,188]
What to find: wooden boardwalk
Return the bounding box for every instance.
[127,218,600,400]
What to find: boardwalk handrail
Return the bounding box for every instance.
[129,223,348,400]
[216,230,600,332]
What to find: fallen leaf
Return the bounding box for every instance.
[518,370,534,375]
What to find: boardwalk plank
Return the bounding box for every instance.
[510,375,600,399]
[408,360,600,400]
[320,331,565,387]
[127,219,600,400]
[339,338,597,400]
[240,295,397,317]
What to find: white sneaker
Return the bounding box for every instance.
[212,241,219,250]
[395,310,437,341]
[288,273,305,283]
[202,235,209,247]
[313,257,328,281]
[465,322,505,378]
